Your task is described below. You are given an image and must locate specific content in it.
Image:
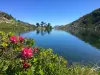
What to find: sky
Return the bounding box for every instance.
[0,0,100,26]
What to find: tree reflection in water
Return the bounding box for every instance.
[36,28,52,36]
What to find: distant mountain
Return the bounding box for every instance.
[0,11,35,31]
[0,11,15,23]
[0,11,14,19]
[55,8,100,49]
[56,8,100,31]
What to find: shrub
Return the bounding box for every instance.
[0,31,67,75]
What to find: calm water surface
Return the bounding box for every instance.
[20,29,100,65]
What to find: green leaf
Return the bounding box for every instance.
[2,65,8,71]
[33,58,37,63]
[39,69,44,75]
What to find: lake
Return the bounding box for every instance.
[20,29,100,65]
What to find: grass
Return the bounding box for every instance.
[0,22,35,33]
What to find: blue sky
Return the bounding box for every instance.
[0,0,100,26]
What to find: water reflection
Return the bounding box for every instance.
[36,29,52,36]
[65,29,100,49]
[20,29,100,65]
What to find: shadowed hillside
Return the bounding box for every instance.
[55,8,100,49]
[0,11,35,32]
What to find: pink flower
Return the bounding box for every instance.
[18,36,24,43]
[33,48,38,53]
[10,36,18,43]
[21,47,33,59]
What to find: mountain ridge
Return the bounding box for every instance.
[55,8,100,49]
[56,8,100,32]
[0,11,35,31]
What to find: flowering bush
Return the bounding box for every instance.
[18,36,24,43]
[10,35,18,43]
[21,47,33,59]
[0,31,99,75]
[0,31,68,75]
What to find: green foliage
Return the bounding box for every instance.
[65,64,98,75]
[36,23,40,27]
[29,48,68,75]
